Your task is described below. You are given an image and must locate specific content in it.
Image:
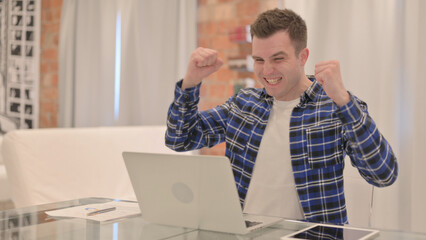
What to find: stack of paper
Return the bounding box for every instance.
[45,201,141,222]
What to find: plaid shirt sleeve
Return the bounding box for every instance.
[338,93,398,187]
[165,80,229,151]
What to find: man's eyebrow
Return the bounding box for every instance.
[251,55,263,59]
[271,51,288,58]
[252,51,288,59]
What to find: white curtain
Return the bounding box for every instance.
[58,0,196,127]
[285,0,426,233]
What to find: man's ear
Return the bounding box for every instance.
[299,48,309,66]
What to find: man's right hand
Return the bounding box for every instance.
[182,47,223,90]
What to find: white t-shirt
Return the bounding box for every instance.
[243,98,304,219]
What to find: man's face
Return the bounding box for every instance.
[252,31,308,101]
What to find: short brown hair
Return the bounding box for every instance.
[250,8,307,54]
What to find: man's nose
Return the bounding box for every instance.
[262,61,274,75]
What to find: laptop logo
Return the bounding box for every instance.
[171,182,194,204]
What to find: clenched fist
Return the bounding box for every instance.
[182,47,224,90]
[315,60,350,107]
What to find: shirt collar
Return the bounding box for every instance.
[260,88,274,102]
[301,76,322,103]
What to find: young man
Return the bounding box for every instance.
[165,8,397,225]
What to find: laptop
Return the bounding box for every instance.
[122,152,283,234]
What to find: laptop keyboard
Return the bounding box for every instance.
[245,220,262,228]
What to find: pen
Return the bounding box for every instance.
[86,207,117,216]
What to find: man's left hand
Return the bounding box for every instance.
[315,60,350,107]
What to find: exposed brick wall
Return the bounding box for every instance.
[40,0,62,128]
[197,0,278,155]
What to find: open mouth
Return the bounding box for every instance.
[264,77,282,85]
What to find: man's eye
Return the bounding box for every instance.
[254,59,264,62]
[274,58,284,61]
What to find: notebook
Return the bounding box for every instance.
[122,152,283,234]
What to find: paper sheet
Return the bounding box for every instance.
[45,201,141,222]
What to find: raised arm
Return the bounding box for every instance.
[315,60,398,187]
[166,47,228,152]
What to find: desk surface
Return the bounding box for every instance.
[0,198,425,240]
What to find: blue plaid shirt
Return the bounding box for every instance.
[166,78,398,225]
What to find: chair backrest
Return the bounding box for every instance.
[2,126,192,208]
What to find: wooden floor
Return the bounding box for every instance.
[0,199,14,210]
